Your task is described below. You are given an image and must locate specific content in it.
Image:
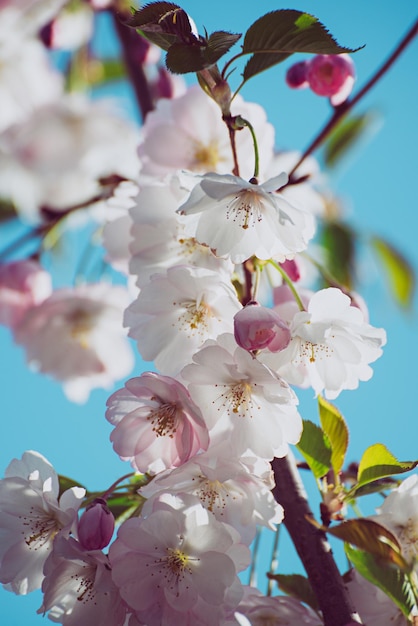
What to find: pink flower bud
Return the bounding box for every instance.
[285,60,310,89]
[0,260,52,330]
[307,54,355,105]
[78,498,115,550]
[234,302,291,353]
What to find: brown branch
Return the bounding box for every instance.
[111,10,154,122]
[289,17,418,179]
[271,454,363,626]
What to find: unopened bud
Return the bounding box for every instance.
[285,60,309,89]
[279,259,301,282]
[78,498,115,550]
[234,302,291,353]
[307,54,355,105]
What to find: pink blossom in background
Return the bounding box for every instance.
[14,283,134,402]
[233,586,324,625]
[286,54,355,106]
[0,259,51,329]
[0,451,85,595]
[106,372,210,475]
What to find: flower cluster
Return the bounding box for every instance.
[0,1,409,625]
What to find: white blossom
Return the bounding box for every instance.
[179,172,315,263]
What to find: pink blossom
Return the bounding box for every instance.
[14,283,134,402]
[234,302,291,353]
[125,265,241,376]
[39,535,128,626]
[78,498,115,551]
[234,586,324,625]
[307,54,355,105]
[182,333,302,459]
[0,451,85,594]
[286,54,355,106]
[140,451,283,544]
[0,260,51,329]
[109,499,250,626]
[106,373,210,475]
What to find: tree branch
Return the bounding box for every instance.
[271,454,363,626]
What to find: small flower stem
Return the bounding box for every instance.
[249,527,261,587]
[271,453,364,626]
[288,18,418,179]
[252,263,262,301]
[111,10,154,122]
[237,116,260,179]
[226,123,240,176]
[268,259,306,311]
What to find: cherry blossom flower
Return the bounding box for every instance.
[234,302,291,353]
[182,333,302,459]
[140,451,283,544]
[106,373,210,475]
[128,176,232,288]
[38,535,128,626]
[0,260,51,329]
[263,287,386,399]
[233,586,324,625]
[0,37,62,133]
[101,180,139,275]
[14,283,134,402]
[125,265,241,375]
[286,54,355,106]
[0,451,85,594]
[0,96,139,222]
[178,172,315,263]
[374,474,418,565]
[109,498,250,626]
[137,85,275,180]
[41,3,94,51]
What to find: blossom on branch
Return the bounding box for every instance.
[0,451,84,595]
[178,172,315,263]
[263,287,386,399]
[109,498,250,626]
[182,333,302,459]
[106,372,209,475]
[125,265,241,375]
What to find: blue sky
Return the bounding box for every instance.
[1,1,417,622]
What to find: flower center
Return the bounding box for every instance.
[70,565,97,604]
[193,141,220,171]
[216,381,260,418]
[173,298,214,336]
[147,402,178,437]
[20,507,59,550]
[296,339,333,364]
[196,477,232,514]
[68,308,95,349]
[225,190,264,229]
[397,519,418,562]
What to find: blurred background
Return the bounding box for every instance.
[0,1,417,622]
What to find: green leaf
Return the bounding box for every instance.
[371,236,415,308]
[58,475,86,498]
[318,396,349,477]
[345,545,417,618]
[355,443,418,491]
[327,518,409,570]
[321,221,356,289]
[267,573,319,611]
[296,419,332,479]
[352,476,400,498]
[324,112,377,169]
[242,10,362,82]
[166,31,241,74]
[128,2,195,51]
